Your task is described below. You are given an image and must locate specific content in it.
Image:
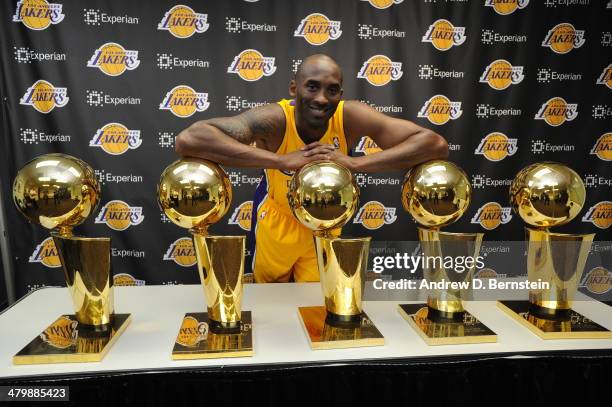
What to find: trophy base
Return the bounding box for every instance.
[498,300,612,340]
[171,311,253,360]
[398,304,497,346]
[297,306,384,350]
[13,313,131,365]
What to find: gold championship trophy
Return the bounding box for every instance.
[158,158,253,359]
[498,162,612,339]
[397,160,497,345]
[12,153,131,364]
[288,161,384,349]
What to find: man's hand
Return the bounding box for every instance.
[279,142,338,171]
[322,149,356,171]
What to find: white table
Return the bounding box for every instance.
[1,283,612,379]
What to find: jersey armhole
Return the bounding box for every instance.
[274,101,290,154]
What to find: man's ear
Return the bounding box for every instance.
[289,80,297,97]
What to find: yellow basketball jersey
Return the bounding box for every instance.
[249,99,348,280]
[259,98,348,215]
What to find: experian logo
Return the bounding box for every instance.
[156,53,210,70]
[481,28,527,45]
[86,90,141,107]
[13,46,65,63]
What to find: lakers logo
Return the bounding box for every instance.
[596,64,612,89]
[229,201,252,231]
[542,23,585,54]
[176,316,208,347]
[470,202,512,230]
[357,55,403,86]
[160,85,210,118]
[113,273,145,287]
[479,60,524,90]
[227,49,277,81]
[475,268,498,279]
[590,133,612,161]
[294,13,342,45]
[362,0,404,9]
[90,123,141,155]
[484,0,529,15]
[13,0,64,30]
[87,43,140,76]
[353,201,397,230]
[534,97,578,127]
[163,237,197,267]
[582,201,612,229]
[95,200,144,231]
[29,237,61,268]
[20,80,68,113]
[355,137,382,155]
[582,267,612,295]
[158,5,209,38]
[417,95,462,125]
[40,316,77,349]
[475,132,518,161]
[422,19,466,51]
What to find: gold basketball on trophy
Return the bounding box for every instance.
[509,162,585,228]
[401,160,471,228]
[157,158,232,234]
[12,153,100,236]
[287,161,359,234]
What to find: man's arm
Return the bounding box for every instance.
[175,104,337,171]
[335,101,449,173]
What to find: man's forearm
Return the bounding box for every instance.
[351,131,448,173]
[175,122,281,169]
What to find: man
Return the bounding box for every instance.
[176,54,448,283]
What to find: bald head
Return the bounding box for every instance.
[295,54,343,84]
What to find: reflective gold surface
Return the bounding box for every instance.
[316,235,371,317]
[509,162,585,228]
[402,160,471,228]
[172,312,253,359]
[297,306,384,350]
[158,158,232,234]
[526,228,595,312]
[509,163,594,314]
[497,300,612,339]
[53,235,114,325]
[13,314,131,364]
[192,235,245,325]
[287,161,358,236]
[13,153,100,236]
[418,228,483,314]
[398,304,497,345]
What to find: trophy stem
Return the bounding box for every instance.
[52,234,114,326]
[191,233,245,331]
[315,235,371,321]
[418,227,483,317]
[526,227,595,316]
[56,226,74,238]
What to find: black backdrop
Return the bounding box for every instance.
[0,0,610,298]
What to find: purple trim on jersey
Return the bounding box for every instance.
[247,171,268,274]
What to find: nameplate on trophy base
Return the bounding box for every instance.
[171,311,253,360]
[13,313,131,365]
[297,306,384,350]
[498,300,612,340]
[398,304,497,346]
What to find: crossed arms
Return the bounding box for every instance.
[175,100,449,173]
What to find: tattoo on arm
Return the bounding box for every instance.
[244,111,279,140]
[205,105,283,145]
[205,117,252,144]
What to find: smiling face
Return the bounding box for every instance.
[290,56,344,131]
